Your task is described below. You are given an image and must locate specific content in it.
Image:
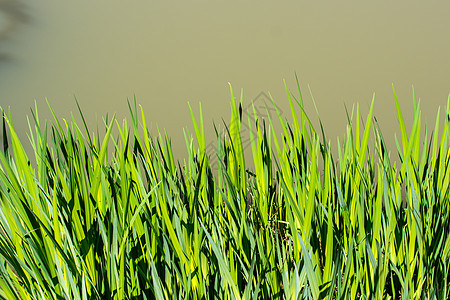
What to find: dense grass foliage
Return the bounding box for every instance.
[0,80,449,299]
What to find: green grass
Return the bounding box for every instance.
[0,79,449,299]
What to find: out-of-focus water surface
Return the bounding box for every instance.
[1,0,449,161]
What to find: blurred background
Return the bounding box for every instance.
[1,0,449,163]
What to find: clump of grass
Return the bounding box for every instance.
[0,79,449,299]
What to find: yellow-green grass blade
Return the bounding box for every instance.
[91,114,115,217]
[393,85,408,155]
[199,217,242,300]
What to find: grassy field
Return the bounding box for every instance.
[0,79,449,299]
